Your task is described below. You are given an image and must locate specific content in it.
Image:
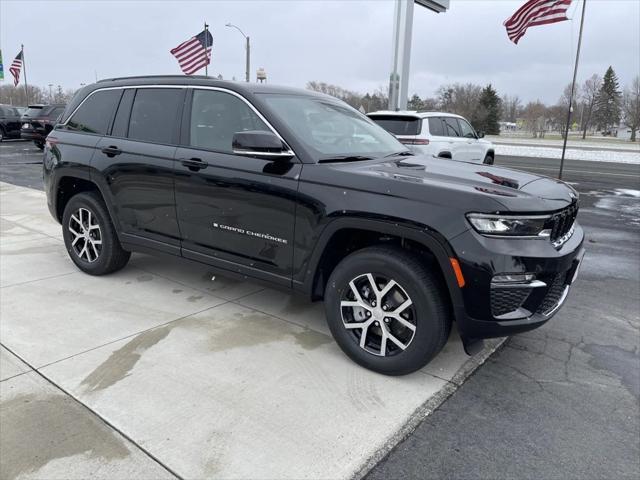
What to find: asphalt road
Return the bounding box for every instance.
[1,141,639,479]
[368,155,640,479]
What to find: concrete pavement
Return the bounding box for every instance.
[0,177,500,480]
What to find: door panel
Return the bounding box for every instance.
[174,150,301,284]
[91,87,185,249]
[457,118,483,162]
[442,117,465,160]
[93,137,180,246]
[174,88,300,284]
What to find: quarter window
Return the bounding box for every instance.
[66,90,121,134]
[428,117,445,137]
[443,117,461,137]
[189,89,269,152]
[128,88,183,144]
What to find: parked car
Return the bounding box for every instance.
[367,111,495,164]
[43,77,584,375]
[0,104,24,141]
[21,104,66,149]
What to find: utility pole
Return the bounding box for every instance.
[226,23,250,82]
[204,22,210,76]
[21,45,29,105]
[48,84,53,103]
[559,0,587,180]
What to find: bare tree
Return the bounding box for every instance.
[501,95,522,123]
[436,83,482,120]
[579,74,602,139]
[622,76,640,142]
[522,101,547,138]
[0,85,47,106]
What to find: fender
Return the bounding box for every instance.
[294,216,465,313]
[49,165,124,240]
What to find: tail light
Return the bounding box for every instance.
[45,137,59,148]
[399,138,429,145]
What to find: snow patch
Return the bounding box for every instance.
[495,144,640,164]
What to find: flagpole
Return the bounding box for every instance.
[204,22,209,76]
[21,44,29,105]
[559,0,587,180]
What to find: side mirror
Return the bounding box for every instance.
[477,131,485,138]
[232,130,294,160]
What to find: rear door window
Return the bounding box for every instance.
[443,117,462,137]
[66,90,121,134]
[127,88,183,144]
[427,117,445,136]
[369,116,421,136]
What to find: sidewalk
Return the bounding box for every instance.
[0,181,501,479]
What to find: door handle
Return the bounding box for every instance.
[180,157,208,171]
[101,145,122,157]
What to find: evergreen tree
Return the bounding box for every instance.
[473,84,501,134]
[594,66,622,132]
[407,94,423,111]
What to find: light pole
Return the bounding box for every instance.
[225,23,250,83]
[48,84,53,103]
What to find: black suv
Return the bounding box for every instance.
[43,76,585,375]
[21,104,66,149]
[0,104,24,141]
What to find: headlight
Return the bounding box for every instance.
[466,213,551,237]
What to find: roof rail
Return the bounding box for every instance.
[97,74,214,83]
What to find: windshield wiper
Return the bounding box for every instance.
[318,155,374,163]
[384,151,415,158]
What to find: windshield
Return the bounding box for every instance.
[260,94,408,161]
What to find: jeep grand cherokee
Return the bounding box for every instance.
[43,76,585,375]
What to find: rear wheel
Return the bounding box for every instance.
[483,154,494,165]
[0,128,5,142]
[62,192,130,275]
[324,246,452,375]
[34,141,44,150]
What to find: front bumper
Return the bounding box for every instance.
[449,224,585,343]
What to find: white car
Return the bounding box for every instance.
[367,111,495,164]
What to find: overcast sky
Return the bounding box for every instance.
[1,0,638,103]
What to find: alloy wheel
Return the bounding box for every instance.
[68,207,102,262]
[340,273,417,356]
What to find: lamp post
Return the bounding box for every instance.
[225,23,250,83]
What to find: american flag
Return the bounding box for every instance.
[170,29,213,75]
[9,50,23,86]
[504,0,572,44]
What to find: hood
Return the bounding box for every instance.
[328,154,577,213]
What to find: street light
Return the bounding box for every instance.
[225,23,250,83]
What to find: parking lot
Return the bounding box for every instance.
[1,140,639,479]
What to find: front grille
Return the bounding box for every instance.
[491,287,532,317]
[549,202,578,247]
[537,273,567,315]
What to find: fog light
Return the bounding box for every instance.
[492,273,535,283]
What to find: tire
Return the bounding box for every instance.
[324,246,452,375]
[62,192,130,275]
[483,154,494,165]
[0,128,5,142]
[34,141,44,150]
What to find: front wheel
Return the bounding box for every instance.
[62,192,130,275]
[324,246,452,375]
[483,154,494,165]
